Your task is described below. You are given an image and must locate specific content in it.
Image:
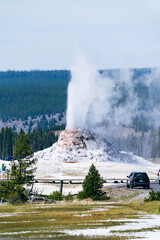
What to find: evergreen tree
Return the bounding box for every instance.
[12,134,37,185]
[79,164,106,200]
[0,134,36,204]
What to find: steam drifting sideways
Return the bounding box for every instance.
[66,55,138,132]
[66,55,160,132]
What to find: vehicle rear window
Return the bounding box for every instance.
[134,173,148,178]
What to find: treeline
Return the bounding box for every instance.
[109,127,160,159]
[0,70,70,121]
[1,69,160,123]
[0,125,65,160]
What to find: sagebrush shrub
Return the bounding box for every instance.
[65,193,73,201]
[48,191,63,200]
[77,190,88,200]
[144,190,160,202]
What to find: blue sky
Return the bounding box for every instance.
[1,0,160,70]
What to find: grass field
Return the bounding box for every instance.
[0,200,160,239]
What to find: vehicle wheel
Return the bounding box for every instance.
[127,181,130,188]
[147,185,150,189]
[143,186,145,189]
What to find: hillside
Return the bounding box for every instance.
[0,68,160,128]
[0,70,70,121]
[0,68,160,159]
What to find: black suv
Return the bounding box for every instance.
[127,172,150,189]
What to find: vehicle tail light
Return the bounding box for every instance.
[158,172,159,176]
[132,177,136,180]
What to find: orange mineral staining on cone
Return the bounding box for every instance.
[57,128,79,153]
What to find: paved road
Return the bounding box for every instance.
[105,181,160,192]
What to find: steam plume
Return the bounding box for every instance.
[66,54,160,132]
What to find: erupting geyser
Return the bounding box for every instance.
[48,54,131,163]
[66,54,139,134]
[66,54,114,132]
[35,56,154,167]
[53,55,136,163]
[62,55,119,161]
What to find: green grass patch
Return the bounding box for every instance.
[123,200,160,215]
